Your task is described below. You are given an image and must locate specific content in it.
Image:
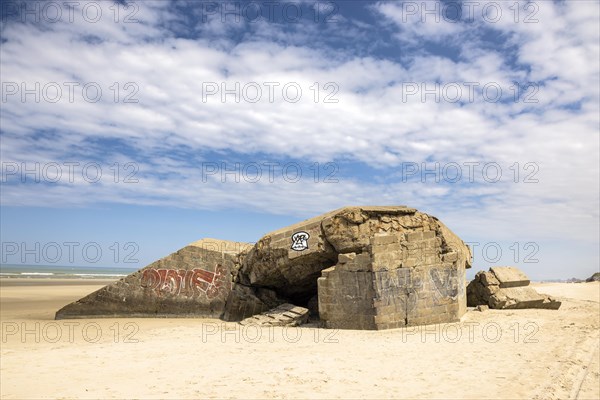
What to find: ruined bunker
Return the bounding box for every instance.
[56,206,472,329]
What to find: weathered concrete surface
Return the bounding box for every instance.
[239,303,309,327]
[236,209,340,302]
[228,206,472,329]
[490,266,530,288]
[467,267,561,310]
[56,239,251,319]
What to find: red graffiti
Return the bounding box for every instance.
[140,265,228,299]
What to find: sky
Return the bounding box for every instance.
[0,0,598,280]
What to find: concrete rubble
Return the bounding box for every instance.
[239,303,309,327]
[467,266,561,310]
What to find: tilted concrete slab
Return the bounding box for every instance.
[56,239,252,319]
[491,266,531,288]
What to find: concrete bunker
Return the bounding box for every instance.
[57,206,472,330]
[224,206,472,329]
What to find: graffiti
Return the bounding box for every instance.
[291,231,310,251]
[430,268,460,303]
[375,267,460,312]
[140,265,228,299]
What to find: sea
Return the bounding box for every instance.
[0,264,138,279]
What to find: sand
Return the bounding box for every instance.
[1,279,598,399]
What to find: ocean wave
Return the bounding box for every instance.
[20,272,55,276]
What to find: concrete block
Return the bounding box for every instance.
[490,266,530,288]
[370,234,399,246]
[338,253,356,264]
[406,231,424,241]
[442,252,458,263]
[422,231,436,240]
[403,258,418,268]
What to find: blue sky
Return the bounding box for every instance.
[1,0,599,280]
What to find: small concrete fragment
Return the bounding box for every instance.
[475,305,489,312]
[467,266,561,310]
[239,303,309,327]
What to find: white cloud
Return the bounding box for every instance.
[0,0,598,248]
[374,0,466,43]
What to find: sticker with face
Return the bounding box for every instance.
[291,231,310,251]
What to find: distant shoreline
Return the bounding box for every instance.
[0,274,129,279]
[0,264,137,280]
[0,278,120,287]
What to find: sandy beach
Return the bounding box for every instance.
[1,278,598,399]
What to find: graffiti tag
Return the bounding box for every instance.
[140,265,228,299]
